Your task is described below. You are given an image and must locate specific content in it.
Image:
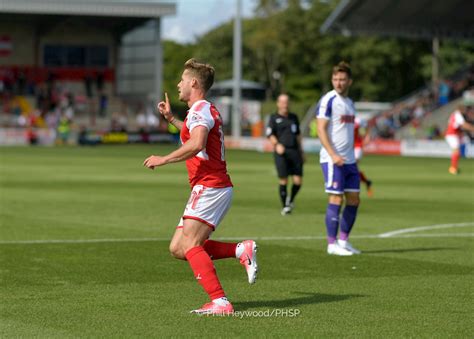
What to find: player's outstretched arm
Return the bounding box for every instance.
[317,118,345,166]
[143,126,208,169]
[158,92,183,130]
[461,121,474,133]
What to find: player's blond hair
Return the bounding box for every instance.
[332,61,352,78]
[184,58,215,92]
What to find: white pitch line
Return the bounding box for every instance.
[377,222,474,238]
[0,238,171,245]
[0,233,473,245]
[375,233,474,238]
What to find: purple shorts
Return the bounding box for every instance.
[320,162,360,194]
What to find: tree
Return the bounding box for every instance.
[163,0,473,111]
[162,40,194,113]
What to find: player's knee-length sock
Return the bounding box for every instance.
[340,205,359,240]
[325,204,341,244]
[185,246,225,300]
[359,171,368,184]
[203,240,237,260]
[279,184,287,207]
[451,151,460,169]
[290,184,301,203]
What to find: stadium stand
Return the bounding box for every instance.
[0,0,176,145]
[373,66,473,140]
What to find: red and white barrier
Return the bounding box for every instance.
[1,129,473,159]
[225,136,473,159]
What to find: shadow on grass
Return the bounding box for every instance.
[233,292,364,311]
[363,247,456,254]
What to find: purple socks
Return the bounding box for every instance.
[325,204,341,244]
[340,205,359,240]
[325,204,359,243]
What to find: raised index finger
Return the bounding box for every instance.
[165,92,169,105]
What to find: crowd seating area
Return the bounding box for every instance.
[370,66,474,140]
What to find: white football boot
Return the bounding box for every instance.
[338,239,361,254]
[238,240,258,284]
[280,206,292,216]
[327,243,353,256]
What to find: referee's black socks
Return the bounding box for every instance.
[290,184,301,204]
[279,185,287,207]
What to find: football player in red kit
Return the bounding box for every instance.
[144,59,258,315]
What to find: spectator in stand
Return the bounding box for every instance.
[468,66,474,88]
[118,112,128,132]
[136,110,147,133]
[16,71,26,95]
[96,71,105,93]
[67,92,75,109]
[60,94,75,121]
[99,92,108,117]
[56,112,71,145]
[438,79,450,106]
[3,69,14,94]
[84,72,93,99]
[46,72,55,103]
[427,124,442,140]
[375,112,395,139]
[451,79,467,99]
[45,109,59,130]
[413,103,425,120]
[36,84,48,114]
[146,105,160,131]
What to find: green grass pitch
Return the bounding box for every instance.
[0,145,473,337]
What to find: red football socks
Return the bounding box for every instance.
[185,246,225,300]
[451,151,460,169]
[203,240,237,260]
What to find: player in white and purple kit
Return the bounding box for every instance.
[316,62,361,256]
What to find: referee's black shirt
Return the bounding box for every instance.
[266,112,301,149]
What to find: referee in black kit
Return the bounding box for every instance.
[266,94,304,215]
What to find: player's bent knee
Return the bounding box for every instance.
[293,176,302,185]
[346,196,360,206]
[169,243,186,260]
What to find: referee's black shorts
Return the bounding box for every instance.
[274,148,303,178]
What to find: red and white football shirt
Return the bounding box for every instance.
[445,110,465,138]
[354,117,363,149]
[181,100,232,188]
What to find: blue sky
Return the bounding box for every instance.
[162,0,256,43]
